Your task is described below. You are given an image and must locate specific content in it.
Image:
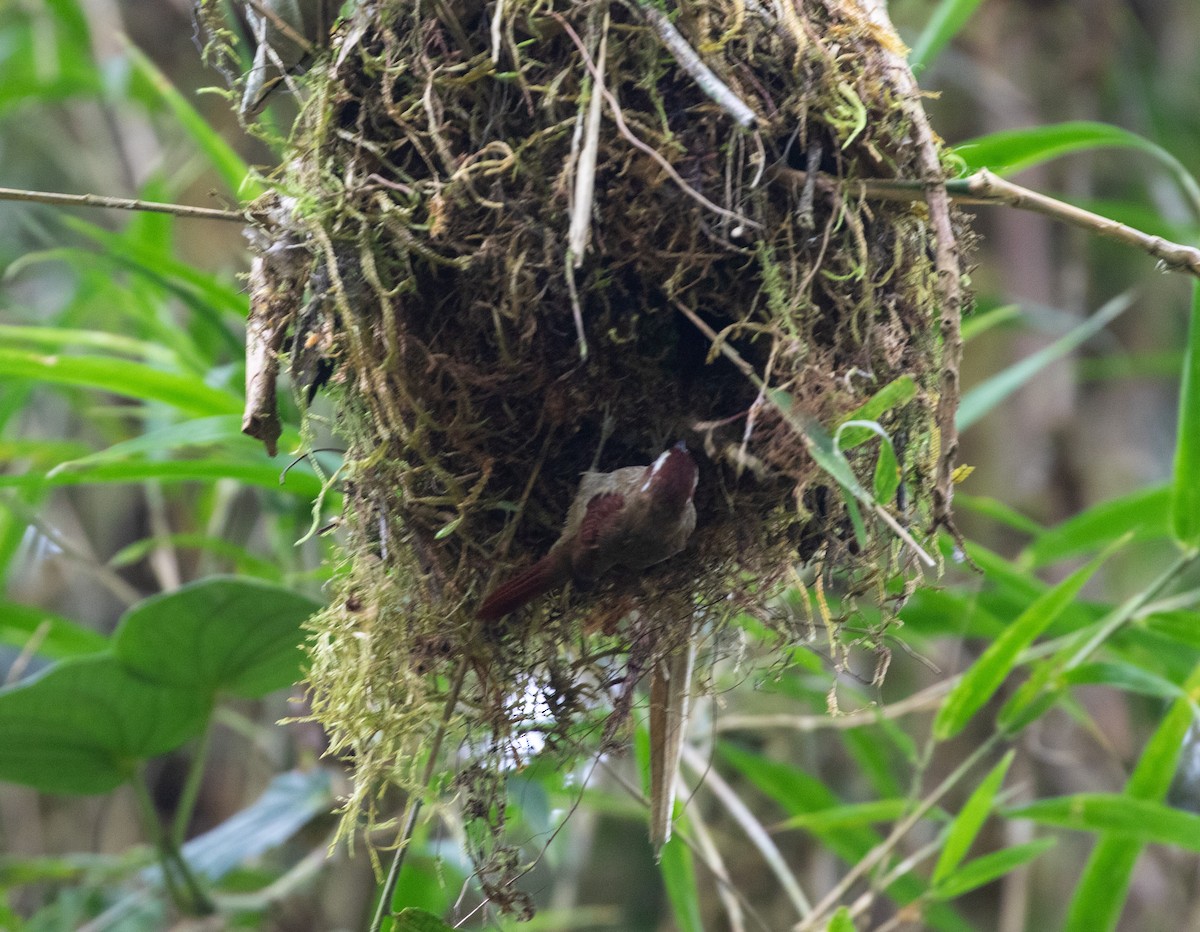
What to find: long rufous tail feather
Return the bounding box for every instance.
[477,552,569,622]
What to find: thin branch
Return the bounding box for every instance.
[369,661,467,932]
[0,186,245,222]
[635,0,757,128]
[714,678,953,733]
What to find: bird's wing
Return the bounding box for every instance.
[573,492,626,580]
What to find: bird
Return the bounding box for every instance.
[478,442,699,622]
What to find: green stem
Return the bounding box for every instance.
[368,662,468,932]
[172,720,214,848]
[131,770,214,915]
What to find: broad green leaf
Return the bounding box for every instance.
[873,438,901,504]
[1021,485,1170,568]
[954,122,1200,216]
[113,577,320,698]
[1171,285,1200,547]
[0,348,241,416]
[933,839,1056,900]
[0,654,210,793]
[0,600,108,659]
[908,0,986,73]
[1009,794,1200,850]
[934,548,1112,740]
[1063,665,1200,932]
[933,751,1014,884]
[958,292,1134,431]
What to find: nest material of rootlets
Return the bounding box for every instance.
[227,0,966,904]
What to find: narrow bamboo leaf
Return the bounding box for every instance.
[1063,666,1200,932]
[0,601,108,658]
[1141,611,1200,650]
[954,122,1200,215]
[1171,284,1200,547]
[108,534,282,579]
[0,325,177,364]
[908,0,986,73]
[1009,794,1200,850]
[961,304,1021,343]
[1061,662,1182,700]
[954,493,1044,537]
[0,348,241,416]
[934,548,1111,740]
[46,415,300,476]
[834,377,917,448]
[0,459,328,501]
[659,835,703,932]
[777,799,909,833]
[933,839,1056,900]
[1021,485,1170,568]
[933,751,1015,884]
[958,292,1134,431]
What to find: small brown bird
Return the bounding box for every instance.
[478,442,699,622]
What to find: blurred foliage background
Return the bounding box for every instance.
[2,0,1200,930]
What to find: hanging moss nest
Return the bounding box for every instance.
[212,0,967,902]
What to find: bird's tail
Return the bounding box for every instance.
[478,552,569,622]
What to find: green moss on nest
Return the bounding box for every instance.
[213,0,967,903]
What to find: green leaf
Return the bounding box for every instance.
[1061,662,1182,700]
[1063,666,1200,932]
[933,751,1015,884]
[834,376,917,448]
[0,324,178,365]
[393,909,456,932]
[1021,486,1170,568]
[658,834,703,932]
[953,122,1200,216]
[0,655,210,793]
[0,601,108,659]
[960,304,1021,343]
[958,292,1134,431]
[113,577,320,698]
[0,458,328,501]
[0,348,241,416]
[826,906,857,932]
[1141,610,1200,650]
[1172,284,1200,547]
[777,799,909,833]
[934,548,1112,740]
[908,0,986,73]
[933,839,1056,900]
[1009,794,1200,850]
[46,415,300,476]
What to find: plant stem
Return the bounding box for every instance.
[171,720,214,848]
[368,661,468,932]
[131,770,214,915]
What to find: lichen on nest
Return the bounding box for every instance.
[209,0,967,904]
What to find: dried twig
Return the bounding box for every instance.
[0,185,244,222]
